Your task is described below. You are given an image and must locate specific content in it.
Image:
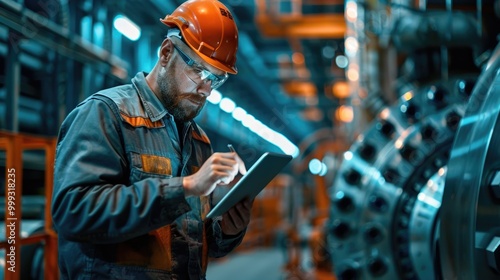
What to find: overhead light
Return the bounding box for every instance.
[232,107,247,121]
[248,119,265,134]
[335,55,349,68]
[207,89,222,104]
[347,68,359,81]
[344,151,353,161]
[335,105,354,123]
[345,1,358,22]
[219,97,236,113]
[402,91,414,101]
[242,114,256,128]
[345,36,359,57]
[332,81,350,98]
[113,15,141,41]
[210,90,299,157]
[271,133,299,157]
[309,158,327,176]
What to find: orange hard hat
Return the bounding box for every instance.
[160,0,239,74]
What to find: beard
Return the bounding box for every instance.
[156,68,206,122]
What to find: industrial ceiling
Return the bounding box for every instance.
[0,0,349,167]
[2,0,498,168]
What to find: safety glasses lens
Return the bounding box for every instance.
[174,44,228,89]
[199,70,228,89]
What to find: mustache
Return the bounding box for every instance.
[182,93,206,103]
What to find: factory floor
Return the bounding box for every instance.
[206,246,335,280]
[206,247,285,280]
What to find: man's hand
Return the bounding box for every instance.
[183,152,246,197]
[220,197,253,236]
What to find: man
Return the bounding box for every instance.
[51,0,252,279]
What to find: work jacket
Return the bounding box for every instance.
[52,72,244,279]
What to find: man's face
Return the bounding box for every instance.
[156,55,207,122]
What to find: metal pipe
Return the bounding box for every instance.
[477,0,482,38]
[0,90,44,133]
[391,11,480,52]
[5,31,20,132]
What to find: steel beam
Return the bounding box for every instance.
[0,0,128,79]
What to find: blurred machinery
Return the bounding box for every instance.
[440,43,500,280]
[328,74,474,279]
[327,0,500,279]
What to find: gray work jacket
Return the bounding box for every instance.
[52,72,244,279]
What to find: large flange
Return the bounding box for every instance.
[440,43,500,280]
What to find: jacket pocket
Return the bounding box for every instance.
[129,152,173,181]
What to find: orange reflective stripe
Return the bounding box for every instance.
[200,196,210,273]
[192,129,210,144]
[120,114,163,128]
[202,221,209,273]
[200,193,210,220]
[152,226,172,271]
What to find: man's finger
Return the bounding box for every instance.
[234,154,247,175]
[227,207,244,227]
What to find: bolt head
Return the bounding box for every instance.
[486,236,500,272]
[490,171,500,199]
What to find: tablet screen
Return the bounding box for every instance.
[206,152,293,219]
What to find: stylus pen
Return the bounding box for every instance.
[227,144,236,153]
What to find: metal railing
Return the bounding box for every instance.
[0,130,58,280]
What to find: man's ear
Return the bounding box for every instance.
[159,38,174,66]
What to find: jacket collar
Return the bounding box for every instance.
[132,72,199,132]
[131,72,168,122]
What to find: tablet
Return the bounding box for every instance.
[206,152,293,219]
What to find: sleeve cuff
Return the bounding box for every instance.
[158,177,191,221]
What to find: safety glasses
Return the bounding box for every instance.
[173,43,228,90]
